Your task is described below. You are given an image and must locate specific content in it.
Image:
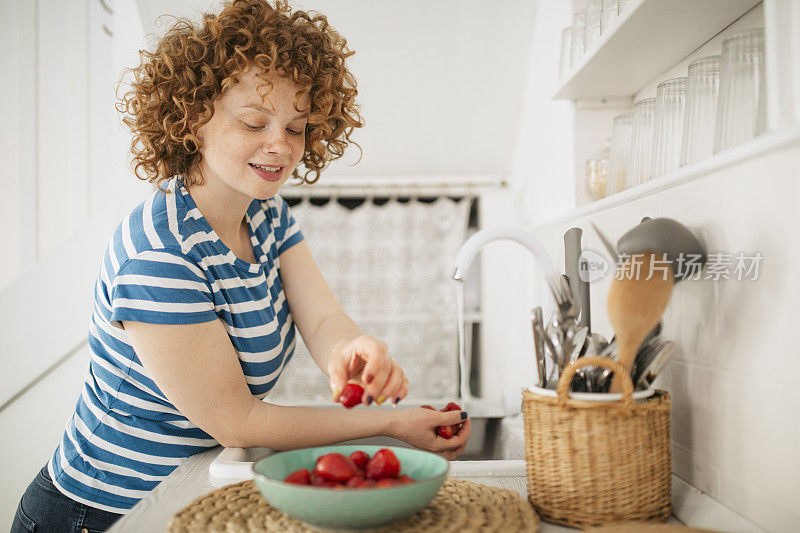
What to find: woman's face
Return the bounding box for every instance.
[193,66,309,201]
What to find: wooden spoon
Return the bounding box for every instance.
[607,252,674,393]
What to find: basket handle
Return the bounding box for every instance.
[556,356,636,411]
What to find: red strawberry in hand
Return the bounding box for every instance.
[443,402,462,412]
[338,383,365,409]
[349,450,370,469]
[365,448,401,480]
[436,424,456,438]
[316,453,358,482]
[284,468,311,485]
[436,402,462,439]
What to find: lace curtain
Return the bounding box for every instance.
[267,195,472,402]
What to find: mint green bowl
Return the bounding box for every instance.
[252,445,448,530]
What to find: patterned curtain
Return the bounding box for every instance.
[268,195,472,402]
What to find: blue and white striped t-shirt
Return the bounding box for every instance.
[48,176,304,513]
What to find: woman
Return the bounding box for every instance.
[11,1,470,530]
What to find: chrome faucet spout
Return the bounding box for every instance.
[452,226,557,281]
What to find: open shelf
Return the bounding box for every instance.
[529,125,800,230]
[553,0,760,100]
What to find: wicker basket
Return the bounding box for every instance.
[522,356,672,528]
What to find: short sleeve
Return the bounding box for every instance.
[109,249,217,328]
[273,196,304,255]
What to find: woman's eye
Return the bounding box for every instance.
[241,122,303,135]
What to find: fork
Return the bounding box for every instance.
[547,273,579,322]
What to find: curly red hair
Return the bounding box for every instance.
[117,0,364,188]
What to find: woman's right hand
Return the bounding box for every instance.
[387,407,471,461]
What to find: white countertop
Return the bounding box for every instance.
[109,445,683,532]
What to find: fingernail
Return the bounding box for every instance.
[460,411,468,420]
[366,395,373,405]
[332,388,341,402]
[377,395,386,405]
[394,397,401,405]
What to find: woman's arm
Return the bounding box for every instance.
[279,241,408,405]
[278,240,361,378]
[122,318,470,456]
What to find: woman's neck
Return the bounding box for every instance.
[184,172,251,243]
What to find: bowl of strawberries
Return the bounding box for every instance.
[251,445,448,530]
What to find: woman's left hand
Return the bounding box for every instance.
[328,335,409,407]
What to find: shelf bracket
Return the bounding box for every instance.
[575,97,633,110]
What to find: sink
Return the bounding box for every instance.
[208,407,528,486]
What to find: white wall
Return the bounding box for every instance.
[136,0,540,179]
[0,0,150,525]
[0,347,88,525]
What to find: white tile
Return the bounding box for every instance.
[715,376,800,510]
[672,475,763,533]
[672,441,722,500]
[674,279,718,367]
[669,362,725,464]
[718,469,800,533]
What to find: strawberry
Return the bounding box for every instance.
[365,448,401,480]
[284,468,311,485]
[397,475,416,485]
[443,402,462,412]
[316,453,358,482]
[346,475,365,489]
[310,469,325,486]
[435,401,462,439]
[423,403,457,438]
[339,383,365,408]
[436,424,456,438]
[349,450,370,469]
[375,478,399,488]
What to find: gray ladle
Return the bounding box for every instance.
[617,217,707,282]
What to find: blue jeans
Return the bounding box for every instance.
[11,465,122,532]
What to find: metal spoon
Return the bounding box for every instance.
[634,341,679,389]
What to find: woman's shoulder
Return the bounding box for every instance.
[106,183,199,269]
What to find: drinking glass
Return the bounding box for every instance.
[714,28,765,153]
[585,0,603,50]
[681,55,721,166]
[601,0,619,34]
[652,77,687,177]
[559,27,572,79]
[628,98,655,187]
[570,10,586,67]
[586,145,609,200]
[608,112,633,195]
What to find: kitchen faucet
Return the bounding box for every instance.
[452,226,557,283]
[452,226,568,405]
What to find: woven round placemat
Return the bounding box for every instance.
[168,478,539,532]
